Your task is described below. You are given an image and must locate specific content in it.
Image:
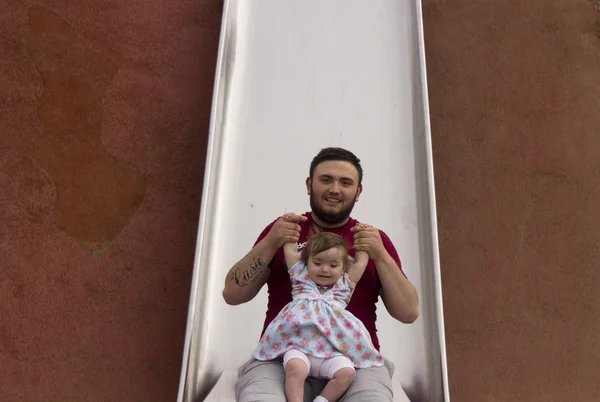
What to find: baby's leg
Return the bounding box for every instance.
[316,356,356,402]
[283,350,310,402]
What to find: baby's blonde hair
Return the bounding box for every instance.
[300,232,350,271]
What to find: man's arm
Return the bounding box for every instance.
[375,251,419,323]
[222,213,307,305]
[222,237,278,305]
[352,226,419,323]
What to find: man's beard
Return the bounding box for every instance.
[309,189,358,225]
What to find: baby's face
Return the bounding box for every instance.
[307,247,345,286]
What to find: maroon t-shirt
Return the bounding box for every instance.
[253,211,405,351]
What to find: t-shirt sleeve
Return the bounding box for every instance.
[376,230,406,289]
[253,218,279,247]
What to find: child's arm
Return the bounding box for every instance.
[283,242,301,270]
[347,249,369,284]
[347,223,373,283]
[281,212,302,269]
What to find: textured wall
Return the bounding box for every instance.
[423,1,600,401]
[2,0,599,401]
[1,1,222,400]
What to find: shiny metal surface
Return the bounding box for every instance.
[178,0,449,401]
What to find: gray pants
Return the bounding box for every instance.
[235,357,395,401]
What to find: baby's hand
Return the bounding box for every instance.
[282,212,305,222]
[352,222,387,263]
[354,223,373,246]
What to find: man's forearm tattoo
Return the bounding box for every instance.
[230,256,265,287]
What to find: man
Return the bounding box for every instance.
[222,147,419,401]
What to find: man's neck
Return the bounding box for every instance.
[310,212,350,229]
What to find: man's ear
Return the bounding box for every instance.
[355,183,363,202]
[306,177,312,194]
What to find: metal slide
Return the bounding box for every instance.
[178,1,449,401]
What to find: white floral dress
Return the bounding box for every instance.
[251,261,384,368]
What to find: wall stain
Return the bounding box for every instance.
[25,5,146,244]
[91,243,111,265]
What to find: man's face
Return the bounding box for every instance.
[306,160,362,226]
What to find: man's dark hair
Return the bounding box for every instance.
[309,147,363,184]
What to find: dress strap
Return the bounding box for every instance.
[293,288,346,310]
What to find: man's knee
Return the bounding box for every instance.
[235,358,287,402]
[339,364,393,402]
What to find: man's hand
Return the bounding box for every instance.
[264,212,308,249]
[351,223,387,262]
[222,212,306,305]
